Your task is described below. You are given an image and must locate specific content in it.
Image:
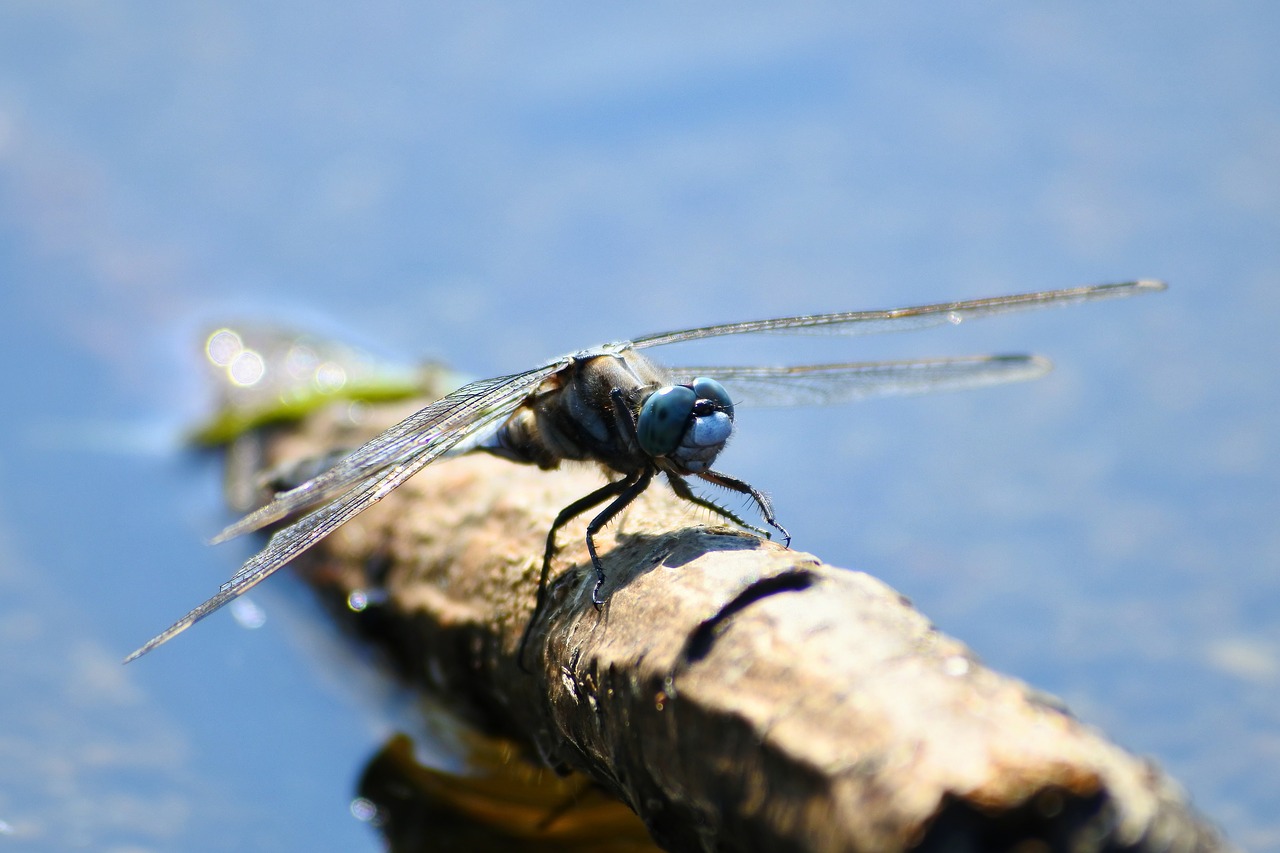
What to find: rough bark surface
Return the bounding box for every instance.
[251,401,1230,853]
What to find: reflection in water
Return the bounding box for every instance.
[356,732,658,852]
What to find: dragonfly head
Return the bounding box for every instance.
[636,376,734,473]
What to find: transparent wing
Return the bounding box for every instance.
[631,280,1165,349]
[669,354,1052,408]
[211,366,561,542]
[124,362,563,662]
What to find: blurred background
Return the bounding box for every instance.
[0,3,1276,850]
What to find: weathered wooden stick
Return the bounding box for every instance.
[251,401,1229,853]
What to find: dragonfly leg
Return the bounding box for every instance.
[584,468,654,607]
[519,471,641,670]
[695,469,791,547]
[666,475,770,539]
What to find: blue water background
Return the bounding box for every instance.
[0,4,1276,850]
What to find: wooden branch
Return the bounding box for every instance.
[247,401,1230,853]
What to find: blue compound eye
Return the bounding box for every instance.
[692,377,733,418]
[637,385,697,457]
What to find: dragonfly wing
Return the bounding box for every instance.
[668,355,1052,408]
[125,440,449,662]
[211,365,562,543]
[631,280,1165,349]
[124,362,563,662]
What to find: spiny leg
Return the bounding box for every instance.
[519,473,637,670]
[666,474,770,538]
[539,475,638,611]
[584,468,654,607]
[696,469,791,547]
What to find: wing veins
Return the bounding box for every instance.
[669,355,1052,407]
[631,280,1165,349]
[124,364,560,661]
[211,366,559,543]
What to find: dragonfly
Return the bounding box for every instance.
[125,279,1165,662]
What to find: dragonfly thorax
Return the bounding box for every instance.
[479,351,735,477]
